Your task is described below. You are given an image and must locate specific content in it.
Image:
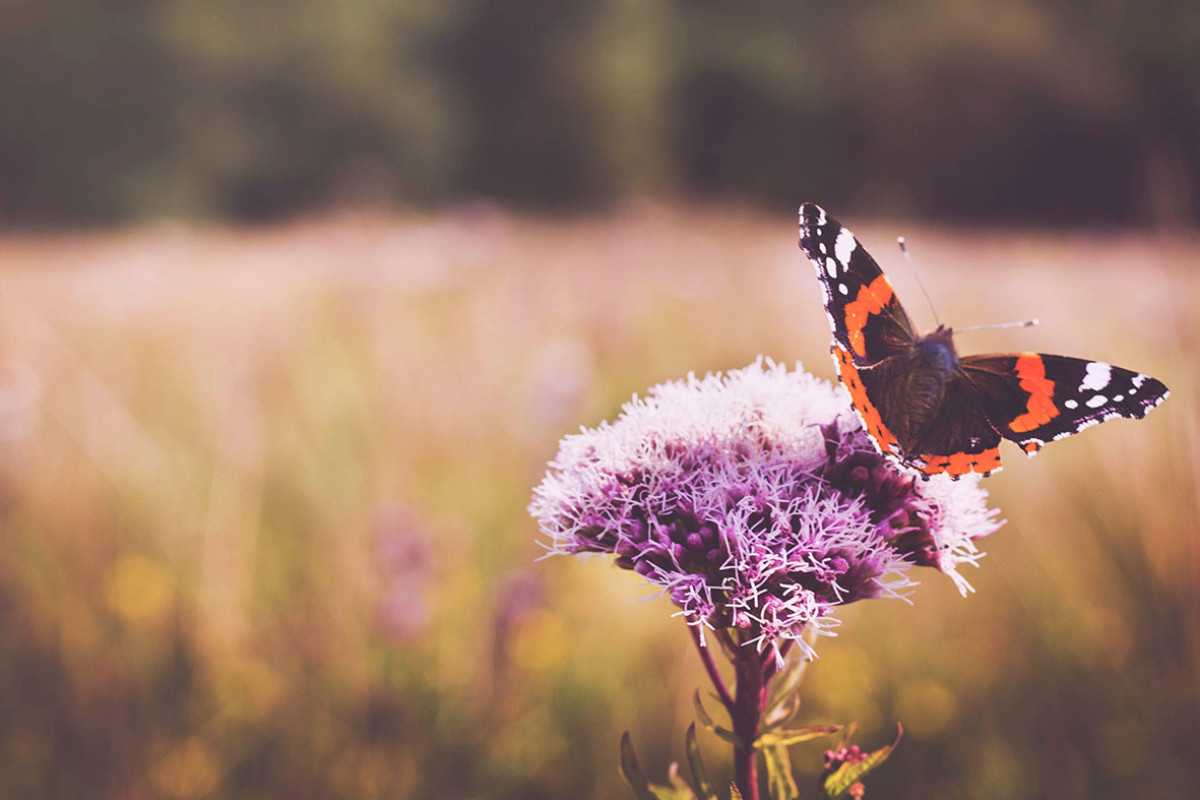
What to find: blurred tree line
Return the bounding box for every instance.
[2,0,1199,226]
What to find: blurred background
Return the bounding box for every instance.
[0,1,1197,798]
[5,0,1200,227]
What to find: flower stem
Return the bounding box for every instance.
[731,642,769,800]
[689,624,735,711]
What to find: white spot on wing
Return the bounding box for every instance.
[1132,373,1148,388]
[834,227,856,268]
[1085,395,1108,408]
[825,257,838,278]
[1064,399,1078,409]
[1113,394,1124,402]
[1080,362,1111,392]
[838,283,849,295]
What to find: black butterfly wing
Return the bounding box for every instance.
[799,203,916,367]
[829,342,909,460]
[884,367,1003,478]
[960,353,1170,455]
[833,342,1001,478]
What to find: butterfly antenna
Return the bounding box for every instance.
[897,237,941,327]
[957,319,1040,333]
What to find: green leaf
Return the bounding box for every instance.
[691,690,719,728]
[762,687,802,729]
[763,654,811,725]
[684,723,719,800]
[823,724,903,798]
[620,732,661,800]
[693,690,741,745]
[729,782,745,800]
[656,763,698,800]
[764,745,800,800]
[755,725,843,749]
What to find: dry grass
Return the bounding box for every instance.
[0,202,1195,799]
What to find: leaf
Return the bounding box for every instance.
[836,722,857,749]
[763,654,811,725]
[762,687,802,729]
[693,690,741,745]
[620,732,661,800]
[657,763,698,800]
[691,690,720,729]
[823,724,903,798]
[764,745,800,800]
[755,725,843,749]
[729,782,744,800]
[684,724,719,800]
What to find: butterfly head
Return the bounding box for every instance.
[914,326,958,375]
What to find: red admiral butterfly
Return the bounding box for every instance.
[798,203,1169,479]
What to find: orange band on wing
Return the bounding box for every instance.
[1008,354,1059,433]
[917,447,1002,478]
[844,275,894,357]
[834,343,900,454]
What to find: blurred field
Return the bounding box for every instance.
[0,203,1195,799]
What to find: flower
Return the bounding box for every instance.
[529,358,1001,658]
[373,503,435,644]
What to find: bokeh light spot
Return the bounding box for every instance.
[150,737,221,799]
[104,554,174,625]
[214,658,284,723]
[511,610,569,673]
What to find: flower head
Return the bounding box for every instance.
[529,358,1001,658]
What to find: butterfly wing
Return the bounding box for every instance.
[798,203,916,366]
[903,374,1004,478]
[801,204,1170,478]
[829,342,908,460]
[960,353,1170,455]
[836,345,1003,477]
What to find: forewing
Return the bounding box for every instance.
[960,353,1169,456]
[799,203,916,366]
[831,342,907,460]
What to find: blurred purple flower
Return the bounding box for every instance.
[529,358,1001,659]
[372,503,435,644]
[490,569,548,682]
[494,569,546,628]
[377,587,432,644]
[374,504,434,580]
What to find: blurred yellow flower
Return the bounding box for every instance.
[331,747,408,799]
[511,610,569,673]
[150,737,221,798]
[103,554,174,625]
[214,658,284,723]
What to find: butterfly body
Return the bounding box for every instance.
[798,203,1169,479]
[886,326,959,446]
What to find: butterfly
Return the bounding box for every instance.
[798,203,1169,479]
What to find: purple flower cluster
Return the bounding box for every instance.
[529,358,1001,657]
